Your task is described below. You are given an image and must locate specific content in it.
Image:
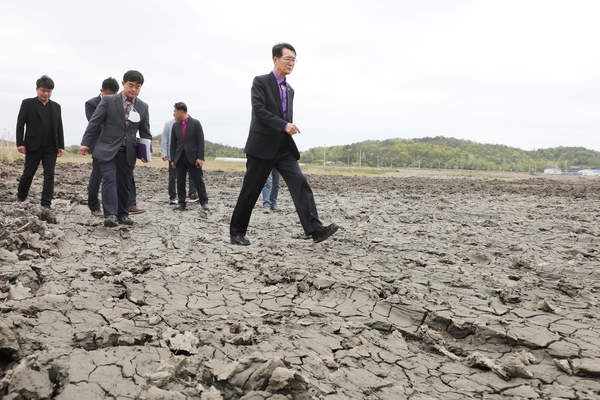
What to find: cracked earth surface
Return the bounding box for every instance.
[0,160,599,399]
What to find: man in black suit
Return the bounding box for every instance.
[170,102,209,211]
[84,77,119,217]
[16,75,65,209]
[229,43,338,245]
[80,70,152,227]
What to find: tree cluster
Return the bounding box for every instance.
[298,136,600,172]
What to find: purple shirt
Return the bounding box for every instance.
[272,70,288,125]
[181,115,190,138]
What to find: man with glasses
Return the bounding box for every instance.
[80,70,152,227]
[230,43,339,245]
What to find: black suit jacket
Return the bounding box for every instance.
[16,97,65,152]
[84,95,102,153]
[244,72,300,160]
[85,95,101,121]
[170,116,205,164]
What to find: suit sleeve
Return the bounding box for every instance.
[56,104,65,149]
[251,76,288,134]
[195,120,205,160]
[85,99,96,121]
[138,105,152,141]
[81,99,108,146]
[161,122,170,157]
[170,124,177,162]
[15,100,28,147]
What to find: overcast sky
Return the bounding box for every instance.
[1,0,599,152]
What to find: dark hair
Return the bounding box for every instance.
[123,70,144,85]
[36,75,55,90]
[102,77,119,93]
[174,102,187,112]
[272,43,296,58]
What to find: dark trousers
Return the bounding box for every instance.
[90,157,136,210]
[128,173,137,207]
[168,161,196,200]
[175,154,208,206]
[97,150,133,217]
[230,148,322,237]
[88,158,102,212]
[17,145,57,207]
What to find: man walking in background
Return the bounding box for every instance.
[84,77,119,217]
[16,75,65,210]
[80,70,152,227]
[261,168,281,213]
[229,43,338,245]
[170,102,209,211]
[161,116,198,205]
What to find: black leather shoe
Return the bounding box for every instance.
[230,235,250,246]
[201,203,210,211]
[104,215,118,227]
[118,216,134,225]
[311,223,339,243]
[173,205,186,211]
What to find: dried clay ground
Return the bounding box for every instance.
[0,159,599,399]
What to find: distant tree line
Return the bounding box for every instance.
[64,135,600,172]
[299,136,600,172]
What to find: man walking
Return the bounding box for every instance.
[84,77,119,217]
[161,116,198,205]
[80,70,152,227]
[169,102,209,211]
[261,168,281,213]
[16,75,65,209]
[229,43,338,245]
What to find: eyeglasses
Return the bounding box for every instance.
[279,57,298,64]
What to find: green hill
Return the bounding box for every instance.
[299,136,600,172]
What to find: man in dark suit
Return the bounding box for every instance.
[80,70,152,227]
[229,43,338,245]
[84,77,119,217]
[16,75,65,209]
[169,102,209,211]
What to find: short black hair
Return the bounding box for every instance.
[36,75,55,90]
[123,70,144,85]
[174,102,187,112]
[102,77,119,93]
[272,43,296,58]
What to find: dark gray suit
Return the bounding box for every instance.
[81,93,151,217]
[82,93,151,165]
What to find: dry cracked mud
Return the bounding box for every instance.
[0,160,599,399]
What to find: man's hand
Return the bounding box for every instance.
[196,159,204,167]
[285,123,301,136]
[57,148,64,157]
[141,158,148,163]
[80,146,89,155]
[171,161,176,168]
[17,146,26,154]
[161,156,167,161]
